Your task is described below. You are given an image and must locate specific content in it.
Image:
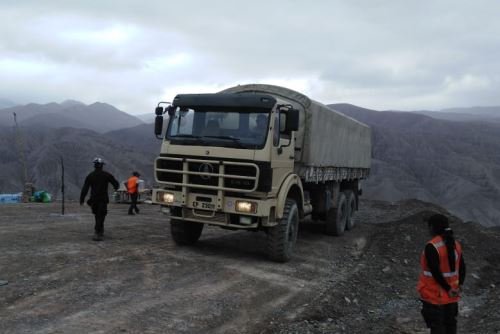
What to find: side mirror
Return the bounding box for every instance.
[279,113,287,132]
[285,108,299,133]
[154,116,163,138]
[167,105,176,117]
[155,106,164,116]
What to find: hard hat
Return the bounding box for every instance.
[93,157,105,167]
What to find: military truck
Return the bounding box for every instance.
[152,84,371,262]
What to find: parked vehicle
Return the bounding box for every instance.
[153,84,371,261]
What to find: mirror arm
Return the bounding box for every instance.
[157,101,171,111]
[278,134,294,154]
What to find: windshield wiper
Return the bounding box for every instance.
[203,135,246,148]
[171,134,203,139]
[170,134,207,145]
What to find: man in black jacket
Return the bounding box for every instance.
[80,158,119,241]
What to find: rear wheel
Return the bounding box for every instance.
[267,198,299,262]
[325,192,347,236]
[345,191,356,230]
[171,219,204,245]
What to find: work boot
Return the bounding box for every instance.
[93,233,103,241]
[135,208,140,214]
[128,211,135,215]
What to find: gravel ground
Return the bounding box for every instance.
[0,200,499,333]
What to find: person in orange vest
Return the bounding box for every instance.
[417,214,466,334]
[126,171,141,215]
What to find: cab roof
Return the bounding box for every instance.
[173,93,277,109]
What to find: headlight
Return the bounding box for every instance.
[157,192,174,204]
[235,200,257,213]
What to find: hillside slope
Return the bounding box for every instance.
[0,125,156,198]
[105,122,159,154]
[266,199,500,333]
[0,102,143,133]
[329,103,500,227]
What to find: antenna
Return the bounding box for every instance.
[60,156,65,215]
[13,112,29,185]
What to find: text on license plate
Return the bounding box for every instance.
[192,201,215,210]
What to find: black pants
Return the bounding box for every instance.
[421,301,458,334]
[128,193,139,214]
[91,202,108,235]
[94,214,106,235]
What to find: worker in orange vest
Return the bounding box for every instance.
[126,171,141,215]
[417,214,466,334]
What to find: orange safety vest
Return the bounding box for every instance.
[417,235,462,305]
[127,176,139,194]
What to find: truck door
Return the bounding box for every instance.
[271,108,294,193]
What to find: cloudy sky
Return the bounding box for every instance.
[1,0,499,115]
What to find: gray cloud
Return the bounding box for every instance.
[1,0,500,114]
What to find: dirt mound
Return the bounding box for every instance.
[264,200,500,333]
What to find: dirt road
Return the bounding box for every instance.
[1,201,499,333]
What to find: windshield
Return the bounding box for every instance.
[166,107,270,149]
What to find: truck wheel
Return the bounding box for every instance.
[170,219,204,245]
[267,198,299,262]
[325,192,347,236]
[345,191,356,230]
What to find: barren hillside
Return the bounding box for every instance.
[0,125,156,197]
[330,103,500,227]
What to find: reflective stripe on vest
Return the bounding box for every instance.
[423,270,458,278]
[432,241,444,248]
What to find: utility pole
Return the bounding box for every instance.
[13,112,28,185]
[61,156,65,215]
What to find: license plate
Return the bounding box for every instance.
[192,201,215,210]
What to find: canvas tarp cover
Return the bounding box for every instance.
[220,84,371,170]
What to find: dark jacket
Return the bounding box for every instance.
[80,169,119,205]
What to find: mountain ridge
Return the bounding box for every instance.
[0,101,144,132]
[1,100,499,227]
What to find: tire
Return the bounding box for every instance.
[170,219,204,245]
[325,192,347,236]
[345,190,356,231]
[267,198,299,262]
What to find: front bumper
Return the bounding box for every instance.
[153,189,277,228]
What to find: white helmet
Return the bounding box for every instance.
[93,157,105,167]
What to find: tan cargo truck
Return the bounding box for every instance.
[152,84,371,262]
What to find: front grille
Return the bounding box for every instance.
[156,159,182,184]
[155,156,259,193]
[225,164,257,190]
[188,162,219,187]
